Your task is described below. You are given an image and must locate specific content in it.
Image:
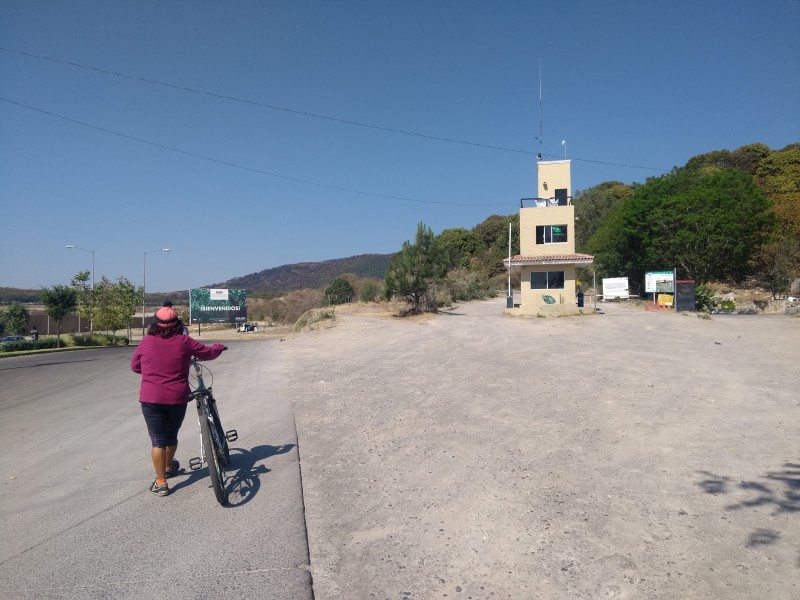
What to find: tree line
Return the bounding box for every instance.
[378,142,799,312]
[577,142,799,296]
[4,142,796,327]
[0,273,142,342]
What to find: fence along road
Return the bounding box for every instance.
[0,343,312,600]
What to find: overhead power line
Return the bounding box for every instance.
[0,97,509,207]
[0,46,670,172]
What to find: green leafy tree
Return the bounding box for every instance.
[437,227,486,269]
[385,222,448,313]
[70,270,95,333]
[685,143,772,176]
[94,276,141,338]
[473,214,511,248]
[358,281,379,302]
[324,277,355,305]
[0,302,30,335]
[472,214,519,277]
[729,143,772,174]
[40,285,78,346]
[573,181,633,252]
[755,144,800,282]
[754,231,799,298]
[115,277,141,340]
[589,169,775,288]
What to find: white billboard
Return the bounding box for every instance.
[602,277,629,299]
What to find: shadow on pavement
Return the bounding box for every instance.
[167,443,295,507]
[696,462,800,565]
[226,443,296,507]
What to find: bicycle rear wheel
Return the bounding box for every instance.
[199,404,228,505]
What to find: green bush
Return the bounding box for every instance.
[443,269,498,303]
[324,277,355,305]
[71,334,95,346]
[694,284,716,312]
[0,338,60,352]
[70,333,129,346]
[359,281,379,302]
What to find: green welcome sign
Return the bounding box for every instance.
[189,288,247,324]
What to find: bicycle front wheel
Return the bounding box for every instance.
[208,397,230,464]
[199,405,228,505]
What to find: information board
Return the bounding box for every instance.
[645,271,674,294]
[602,277,630,299]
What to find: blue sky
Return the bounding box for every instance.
[2,1,798,293]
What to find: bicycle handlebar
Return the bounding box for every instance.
[190,346,228,387]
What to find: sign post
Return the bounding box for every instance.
[645,271,674,307]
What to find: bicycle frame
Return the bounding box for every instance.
[187,356,237,504]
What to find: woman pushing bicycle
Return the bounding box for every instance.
[131,306,227,496]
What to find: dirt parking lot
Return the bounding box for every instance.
[281,298,799,599]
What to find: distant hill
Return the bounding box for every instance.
[1,254,394,305]
[0,288,41,304]
[209,253,394,295]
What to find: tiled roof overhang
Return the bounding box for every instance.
[503,253,595,267]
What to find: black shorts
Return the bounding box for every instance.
[141,402,188,448]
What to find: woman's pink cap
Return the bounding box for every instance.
[155,306,178,325]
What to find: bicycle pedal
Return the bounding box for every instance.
[189,456,203,471]
[225,429,238,442]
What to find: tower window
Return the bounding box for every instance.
[531,271,565,289]
[536,225,568,244]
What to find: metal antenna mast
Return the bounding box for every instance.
[537,58,543,159]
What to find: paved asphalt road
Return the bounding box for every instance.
[0,342,312,600]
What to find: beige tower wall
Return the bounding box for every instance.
[519,205,576,255]
[518,264,582,315]
[537,160,571,200]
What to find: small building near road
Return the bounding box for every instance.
[504,159,594,316]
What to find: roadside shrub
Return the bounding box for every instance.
[443,269,498,303]
[695,284,715,312]
[101,334,129,346]
[71,334,96,346]
[71,333,129,346]
[0,338,59,352]
[359,281,379,302]
[324,277,355,305]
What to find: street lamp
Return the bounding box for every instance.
[142,248,171,336]
[66,244,95,333]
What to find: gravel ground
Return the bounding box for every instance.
[282,298,799,599]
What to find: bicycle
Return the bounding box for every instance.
[187,352,238,505]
